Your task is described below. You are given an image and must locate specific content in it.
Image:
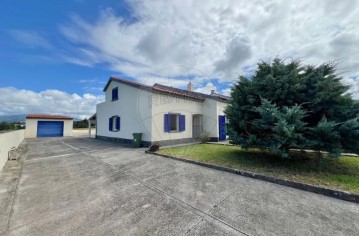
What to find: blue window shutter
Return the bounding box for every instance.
[116,116,120,131]
[164,114,170,132]
[109,117,113,131]
[112,87,118,100]
[179,115,185,132]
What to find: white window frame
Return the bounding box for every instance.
[111,115,118,132]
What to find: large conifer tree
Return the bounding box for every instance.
[225,58,359,158]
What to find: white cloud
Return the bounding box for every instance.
[215,36,252,68]
[0,87,104,119]
[59,0,359,98]
[77,78,107,94]
[195,82,217,95]
[342,77,359,100]
[221,88,232,96]
[9,30,53,49]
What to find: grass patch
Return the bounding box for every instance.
[158,144,359,194]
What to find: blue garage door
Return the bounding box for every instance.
[37,121,64,137]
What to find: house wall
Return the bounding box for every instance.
[202,99,219,139]
[150,93,203,145]
[96,81,152,144]
[25,119,37,138]
[217,100,228,117]
[0,130,25,171]
[150,96,229,145]
[202,99,228,141]
[25,119,73,138]
[97,80,229,146]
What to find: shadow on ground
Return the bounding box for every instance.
[0,137,358,235]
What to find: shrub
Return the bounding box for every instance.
[149,143,160,152]
[199,131,210,144]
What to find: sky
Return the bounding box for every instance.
[0,0,358,119]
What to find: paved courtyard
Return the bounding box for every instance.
[1,137,359,235]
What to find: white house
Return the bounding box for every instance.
[96,77,230,147]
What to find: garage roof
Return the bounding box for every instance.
[26,114,73,120]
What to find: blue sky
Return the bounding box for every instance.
[0,0,131,94]
[0,0,358,118]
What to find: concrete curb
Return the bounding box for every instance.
[145,150,359,204]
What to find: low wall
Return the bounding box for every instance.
[0,130,25,171]
[72,129,96,137]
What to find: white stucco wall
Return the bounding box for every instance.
[63,120,73,137]
[217,100,228,117]
[25,119,73,138]
[151,96,229,142]
[202,98,229,138]
[0,130,25,171]
[25,119,37,138]
[97,80,229,144]
[150,93,203,142]
[202,99,219,138]
[96,81,152,142]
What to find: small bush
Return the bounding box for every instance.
[199,131,210,144]
[149,144,160,152]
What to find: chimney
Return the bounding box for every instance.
[211,90,216,95]
[187,82,194,92]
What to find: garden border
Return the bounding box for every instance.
[145,150,359,204]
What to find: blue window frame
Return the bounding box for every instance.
[109,117,113,131]
[116,116,120,131]
[164,114,170,132]
[109,116,120,132]
[164,113,185,132]
[112,87,118,101]
[179,115,185,132]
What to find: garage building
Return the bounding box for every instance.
[25,114,73,138]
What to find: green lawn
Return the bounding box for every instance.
[158,144,359,194]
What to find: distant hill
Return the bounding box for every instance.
[0,114,26,122]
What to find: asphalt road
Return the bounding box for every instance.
[1,137,358,235]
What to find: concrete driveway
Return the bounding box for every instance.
[1,137,358,235]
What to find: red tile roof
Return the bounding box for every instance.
[104,76,230,103]
[111,77,152,89]
[26,114,73,120]
[152,83,208,101]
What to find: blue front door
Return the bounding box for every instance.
[218,115,226,141]
[37,121,64,137]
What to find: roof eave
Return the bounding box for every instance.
[206,96,230,103]
[103,77,153,92]
[152,90,205,102]
[26,117,73,120]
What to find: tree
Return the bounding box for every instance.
[225,58,359,158]
[73,119,89,128]
[0,122,16,131]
